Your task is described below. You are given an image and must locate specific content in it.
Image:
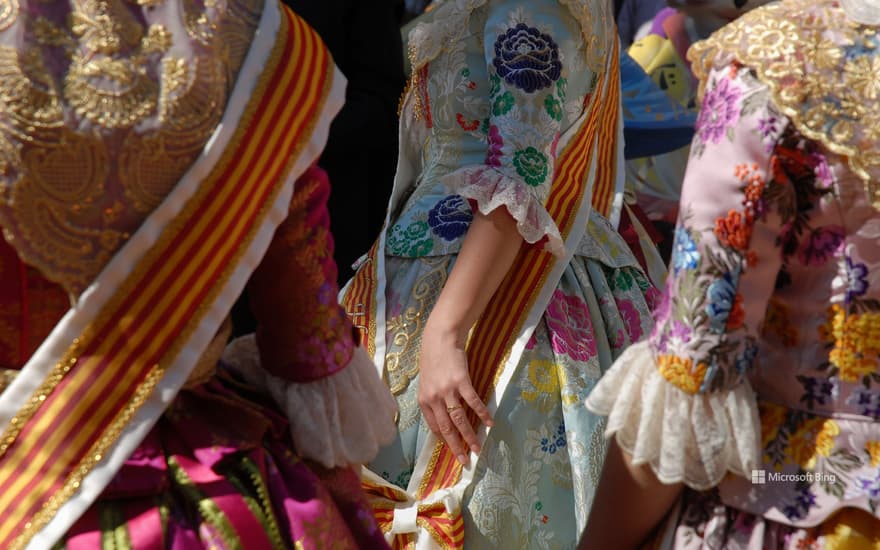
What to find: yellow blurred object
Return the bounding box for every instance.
[820,508,880,550]
[629,34,692,106]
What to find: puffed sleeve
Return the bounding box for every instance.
[587,63,793,489]
[222,165,397,468]
[439,0,586,256]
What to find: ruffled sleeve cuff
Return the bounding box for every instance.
[585,342,762,490]
[441,165,565,256]
[222,335,398,469]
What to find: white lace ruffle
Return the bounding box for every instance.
[222,335,398,469]
[442,165,565,256]
[585,342,761,490]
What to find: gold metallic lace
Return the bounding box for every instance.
[690,0,880,209]
[0,0,263,296]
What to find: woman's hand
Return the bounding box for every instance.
[414,206,521,466]
[417,318,493,466]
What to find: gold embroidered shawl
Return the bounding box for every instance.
[0,0,262,296]
[689,0,880,209]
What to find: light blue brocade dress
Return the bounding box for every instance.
[361,0,660,546]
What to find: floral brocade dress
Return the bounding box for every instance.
[587,1,880,548]
[355,0,658,547]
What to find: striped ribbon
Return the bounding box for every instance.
[364,477,464,549]
[0,7,333,549]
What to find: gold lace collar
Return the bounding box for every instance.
[689,0,880,209]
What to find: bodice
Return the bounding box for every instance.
[387,0,613,257]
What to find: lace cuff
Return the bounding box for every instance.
[222,335,398,469]
[441,165,565,256]
[585,342,761,490]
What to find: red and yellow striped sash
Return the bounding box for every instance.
[0,8,334,549]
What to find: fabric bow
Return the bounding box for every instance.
[362,475,464,549]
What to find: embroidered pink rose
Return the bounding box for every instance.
[525,331,538,350]
[644,286,662,311]
[696,77,742,144]
[616,298,644,342]
[544,289,597,362]
[486,124,504,167]
[798,225,845,266]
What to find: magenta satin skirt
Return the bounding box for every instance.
[59,366,389,550]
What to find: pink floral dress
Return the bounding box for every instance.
[588,1,880,547]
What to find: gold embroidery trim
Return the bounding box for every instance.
[0,0,262,296]
[384,256,448,396]
[0,0,17,32]
[689,0,880,208]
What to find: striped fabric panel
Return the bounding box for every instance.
[0,9,332,549]
[590,41,622,218]
[341,240,380,357]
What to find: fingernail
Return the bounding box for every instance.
[471,444,480,454]
[457,454,468,465]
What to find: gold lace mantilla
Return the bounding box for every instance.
[689,0,880,209]
[0,0,263,296]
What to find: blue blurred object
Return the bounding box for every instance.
[620,49,696,159]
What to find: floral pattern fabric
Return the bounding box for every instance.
[592,54,880,533]
[656,488,880,550]
[387,0,597,258]
[362,2,657,545]
[372,221,656,548]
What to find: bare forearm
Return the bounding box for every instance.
[579,439,683,549]
[426,207,523,342]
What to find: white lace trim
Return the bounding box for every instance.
[585,342,761,490]
[222,335,398,469]
[442,165,565,256]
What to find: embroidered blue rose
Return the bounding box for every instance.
[797,375,835,409]
[672,226,700,273]
[428,195,473,241]
[783,486,817,521]
[847,387,880,419]
[492,23,562,93]
[854,470,880,502]
[844,255,869,303]
[705,269,740,333]
[540,424,567,455]
[554,423,566,449]
[734,341,759,375]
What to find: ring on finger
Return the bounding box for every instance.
[446,404,463,413]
